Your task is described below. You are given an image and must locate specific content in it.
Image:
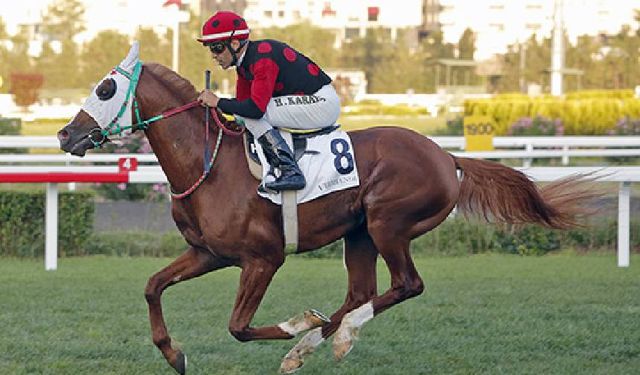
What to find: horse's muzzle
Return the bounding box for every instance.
[58,127,95,157]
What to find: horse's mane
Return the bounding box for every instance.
[144,63,198,100]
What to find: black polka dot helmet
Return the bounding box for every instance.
[197,11,250,44]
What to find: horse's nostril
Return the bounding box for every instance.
[57,129,69,142]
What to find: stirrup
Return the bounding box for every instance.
[264,175,306,191]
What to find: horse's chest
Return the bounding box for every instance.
[172,202,235,254]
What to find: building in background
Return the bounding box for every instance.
[240,0,423,45]
[436,0,640,60]
[3,0,640,61]
[2,0,197,53]
[420,0,441,38]
[199,0,246,15]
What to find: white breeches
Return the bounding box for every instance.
[240,84,341,138]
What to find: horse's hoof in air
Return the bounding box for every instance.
[306,309,330,328]
[333,324,358,361]
[279,355,304,374]
[172,351,187,375]
[332,338,353,361]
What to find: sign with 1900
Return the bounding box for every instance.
[463,116,495,151]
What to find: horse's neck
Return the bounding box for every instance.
[136,74,221,193]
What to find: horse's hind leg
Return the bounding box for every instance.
[280,227,378,373]
[145,247,231,375]
[333,226,426,361]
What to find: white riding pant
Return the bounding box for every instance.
[239,84,341,139]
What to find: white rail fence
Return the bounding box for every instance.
[1,135,638,270]
[4,135,640,165]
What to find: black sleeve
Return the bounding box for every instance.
[217,98,264,119]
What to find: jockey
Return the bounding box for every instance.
[196,11,341,192]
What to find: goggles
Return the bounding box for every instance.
[208,42,226,54]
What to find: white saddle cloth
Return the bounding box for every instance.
[256,129,360,205]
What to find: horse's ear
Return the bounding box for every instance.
[121,41,140,71]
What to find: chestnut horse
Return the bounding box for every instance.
[58,47,597,374]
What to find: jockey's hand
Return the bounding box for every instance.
[197,90,219,107]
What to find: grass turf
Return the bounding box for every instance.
[0,254,638,374]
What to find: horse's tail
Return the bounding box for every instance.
[453,156,600,229]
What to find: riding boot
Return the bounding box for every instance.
[257,129,306,191]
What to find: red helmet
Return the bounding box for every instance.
[197,11,250,44]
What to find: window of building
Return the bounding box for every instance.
[490,23,504,31]
[526,23,541,30]
[264,10,272,18]
[278,10,285,18]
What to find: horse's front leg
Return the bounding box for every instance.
[228,257,326,341]
[144,246,231,375]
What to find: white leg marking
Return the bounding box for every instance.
[278,310,327,336]
[280,327,325,374]
[333,302,374,360]
[344,302,374,327]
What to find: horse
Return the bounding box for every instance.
[57,44,599,374]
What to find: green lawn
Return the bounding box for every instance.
[0,254,638,374]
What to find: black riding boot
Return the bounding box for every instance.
[258,129,306,191]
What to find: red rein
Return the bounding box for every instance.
[161,101,244,136]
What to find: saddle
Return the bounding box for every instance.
[244,126,340,180]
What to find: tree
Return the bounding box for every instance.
[0,17,8,39]
[458,28,476,59]
[417,30,455,92]
[34,42,57,89]
[566,35,601,90]
[523,34,551,89]
[34,39,82,90]
[340,28,396,93]
[40,0,86,42]
[4,33,33,76]
[608,25,640,89]
[495,44,520,92]
[0,17,9,93]
[254,22,338,68]
[367,29,424,93]
[81,30,131,85]
[136,27,171,67]
[456,28,478,86]
[37,0,85,90]
[178,11,235,92]
[10,73,44,110]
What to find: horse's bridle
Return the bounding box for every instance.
[88,61,148,148]
[86,61,244,199]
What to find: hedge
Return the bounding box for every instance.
[0,117,25,154]
[0,190,94,257]
[464,90,640,135]
[68,216,638,259]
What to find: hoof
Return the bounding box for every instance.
[279,356,304,374]
[307,309,330,327]
[333,324,359,361]
[172,351,187,375]
[332,338,353,361]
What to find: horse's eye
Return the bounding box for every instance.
[96,78,117,101]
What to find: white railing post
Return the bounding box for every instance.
[523,143,533,168]
[562,145,569,165]
[45,183,58,271]
[617,181,631,268]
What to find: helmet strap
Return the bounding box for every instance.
[225,39,247,67]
